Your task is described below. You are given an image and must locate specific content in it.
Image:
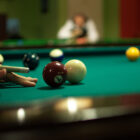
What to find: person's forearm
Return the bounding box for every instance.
[57,30,72,39]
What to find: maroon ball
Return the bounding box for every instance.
[43,61,67,87]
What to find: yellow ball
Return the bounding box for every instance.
[126,47,139,61]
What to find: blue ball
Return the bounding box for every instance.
[49,49,64,62]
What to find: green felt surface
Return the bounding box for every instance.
[1,48,140,106]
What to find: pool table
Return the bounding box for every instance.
[1,38,140,48]
[0,46,140,139]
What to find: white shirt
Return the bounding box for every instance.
[57,19,99,43]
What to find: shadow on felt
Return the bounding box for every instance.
[38,86,64,90]
[0,82,24,89]
[64,82,84,86]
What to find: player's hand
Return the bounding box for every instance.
[72,28,83,38]
[0,69,38,87]
[76,37,88,45]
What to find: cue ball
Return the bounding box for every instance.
[49,49,64,62]
[0,54,4,64]
[65,59,87,84]
[23,53,39,70]
[126,47,139,61]
[43,61,67,87]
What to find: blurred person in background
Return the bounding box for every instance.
[57,13,99,44]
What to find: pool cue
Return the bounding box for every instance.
[0,65,29,73]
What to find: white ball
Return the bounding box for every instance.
[0,54,4,64]
[49,49,63,57]
[65,59,87,84]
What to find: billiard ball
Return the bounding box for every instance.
[126,47,139,61]
[65,59,87,84]
[49,49,64,62]
[0,54,4,64]
[43,61,67,87]
[23,53,39,70]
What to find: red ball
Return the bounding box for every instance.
[43,61,67,87]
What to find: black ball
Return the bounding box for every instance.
[23,53,39,70]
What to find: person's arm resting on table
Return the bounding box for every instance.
[57,20,74,39]
[86,20,99,43]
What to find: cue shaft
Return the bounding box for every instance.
[0,65,29,73]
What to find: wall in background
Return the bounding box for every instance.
[0,0,122,41]
[7,0,59,39]
[103,0,120,41]
[0,0,7,13]
[58,0,68,29]
[0,0,67,39]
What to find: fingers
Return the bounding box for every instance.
[18,80,37,87]
[17,77,38,87]
[26,77,38,83]
[5,72,38,87]
[0,69,7,80]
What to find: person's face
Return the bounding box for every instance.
[74,16,85,27]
